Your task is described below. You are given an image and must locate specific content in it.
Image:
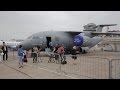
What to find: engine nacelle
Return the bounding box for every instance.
[73,34,91,47]
[73,34,83,46]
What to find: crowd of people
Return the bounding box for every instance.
[0,41,78,68]
[49,42,77,65]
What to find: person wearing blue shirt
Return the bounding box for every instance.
[17,45,23,68]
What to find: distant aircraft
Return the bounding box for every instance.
[19,23,119,53]
[0,40,21,50]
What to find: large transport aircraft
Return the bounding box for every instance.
[19,23,120,54]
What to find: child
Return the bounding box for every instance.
[22,51,27,63]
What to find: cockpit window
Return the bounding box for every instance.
[28,36,39,39]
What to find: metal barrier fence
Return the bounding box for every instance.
[0,50,17,61]
[25,52,111,79]
[111,59,120,79]
[8,51,120,79]
[59,56,110,79]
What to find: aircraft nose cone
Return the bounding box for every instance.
[73,35,83,46]
[19,39,33,50]
[17,42,23,48]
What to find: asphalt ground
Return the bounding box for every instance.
[0,51,120,79]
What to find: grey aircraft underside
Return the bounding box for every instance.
[19,23,119,53]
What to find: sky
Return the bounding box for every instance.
[0,11,120,40]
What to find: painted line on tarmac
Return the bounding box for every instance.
[24,63,78,79]
[1,62,33,79]
[7,56,79,79]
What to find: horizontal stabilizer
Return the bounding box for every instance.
[91,32,120,35]
[96,24,117,32]
[98,24,117,27]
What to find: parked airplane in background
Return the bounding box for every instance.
[0,40,21,50]
[19,23,119,54]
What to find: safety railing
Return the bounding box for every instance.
[110,59,120,79]
[10,51,120,79]
[26,52,111,79]
[59,55,110,79]
[26,52,61,72]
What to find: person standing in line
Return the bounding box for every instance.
[71,46,77,65]
[57,44,65,63]
[17,45,23,68]
[53,44,59,60]
[63,46,67,61]
[1,42,8,61]
[33,46,38,63]
[22,50,28,63]
[49,41,53,51]
[37,46,42,61]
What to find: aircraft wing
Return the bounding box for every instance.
[91,32,120,36]
[65,31,83,35]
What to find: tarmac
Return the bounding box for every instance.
[0,50,120,79]
[0,51,87,79]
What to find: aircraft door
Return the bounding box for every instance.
[46,37,51,48]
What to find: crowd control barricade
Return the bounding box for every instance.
[21,51,120,79]
[27,52,111,79]
[110,59,120,79]
[59,55,111,79]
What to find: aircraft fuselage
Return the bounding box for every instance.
[21,31,74,50]
[20,31,102,54]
